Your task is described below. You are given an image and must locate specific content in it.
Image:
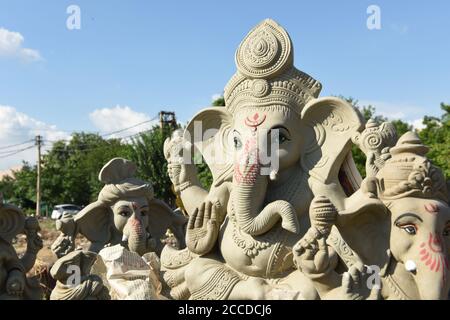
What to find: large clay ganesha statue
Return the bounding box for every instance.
[160,19,366,300]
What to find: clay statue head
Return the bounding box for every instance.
[179,19,363,235]
[338,132,450,299]
[74,158,186,255]
[0,196,26,244]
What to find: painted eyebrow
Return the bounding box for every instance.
[117,205,131,211]
[394,213,423,224]
[269,125,290,135]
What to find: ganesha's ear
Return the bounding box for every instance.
[147,198,187,251]
[74,201,116,251]
[339,178,385,220]
[334,177,390,269]
[300,97,364,188]
[185,107,234,187]
[0,203,25,243]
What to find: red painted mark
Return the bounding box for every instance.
[130,217,143,235]
[132,202,138,210]
[419,232,449,287]
[425,203,439,215]
[234,136,260,185]
[244,113,266,132]
[428,233,443,253]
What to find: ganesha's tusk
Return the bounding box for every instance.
[122,234,129,242]
[269,169,278,181]
[405,260,417,272]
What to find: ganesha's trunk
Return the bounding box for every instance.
[415,256,450,300]
[125,217,148,256]
[233,161,299,236]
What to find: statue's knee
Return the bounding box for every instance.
[184,258,206,288]
[185,257,220,291]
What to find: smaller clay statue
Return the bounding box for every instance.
[51,158,187,258]
[0,194,43,300]
[50,250,110,300]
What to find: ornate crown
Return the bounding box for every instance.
[224,19,322,115]
[376,131,448,202]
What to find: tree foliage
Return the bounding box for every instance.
[127,125,177,207]
[418,103,450,179]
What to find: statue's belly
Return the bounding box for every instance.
[219,219,292,278]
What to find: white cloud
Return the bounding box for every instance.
[358,100,427,122]
[409,118,426,130]
[89,105,156,138]
[0,27,42,62]
[0,105,70,171]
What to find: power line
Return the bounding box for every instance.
[42,114,159,147]
[0,145,35,159]
[101,116,159,138]
[0,112,165,159]
[0,139,34,150]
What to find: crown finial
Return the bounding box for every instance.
[390,131,429,156]
[236,19,293,79]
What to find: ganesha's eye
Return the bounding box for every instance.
[399,224,417,235]
[278,133,289,144]
[233,136,242,149]
[119,211,130,217]
[444,225,450,237]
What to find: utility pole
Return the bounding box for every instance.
[35,135,42,217]
[159,111,177,132]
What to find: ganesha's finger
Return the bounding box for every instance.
[204,201,212,222]
[368,284,382,300]
[294,239,310,254]
[342,272,353,294]
[348,265,361,287]
[210,203,218,224]
[187,209,198,229]
[314,238,329,267]
[302,248,314,260]
[195,202,205,228]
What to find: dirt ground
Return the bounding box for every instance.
[13,217,90,298]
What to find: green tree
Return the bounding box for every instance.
[418,103,450,179]
[41,133,131,207]
[212,96,225,107]
[128,125,177,206]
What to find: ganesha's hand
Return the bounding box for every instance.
[366,147,391,177]
[6,269,25,297]
[324,265,382,300]
[51,234,75,258]
[26,232,43,255]
[186,201,219,255]
[293,228,332,278]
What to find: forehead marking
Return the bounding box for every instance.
[244,113,266,131]
[424,203,439,215]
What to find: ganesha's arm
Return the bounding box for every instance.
[19,252,36,273]
[179,183,209,216]
[3,246,24,273]
[180,181,230,219]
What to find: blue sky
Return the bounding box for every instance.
[0,0,449,170]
